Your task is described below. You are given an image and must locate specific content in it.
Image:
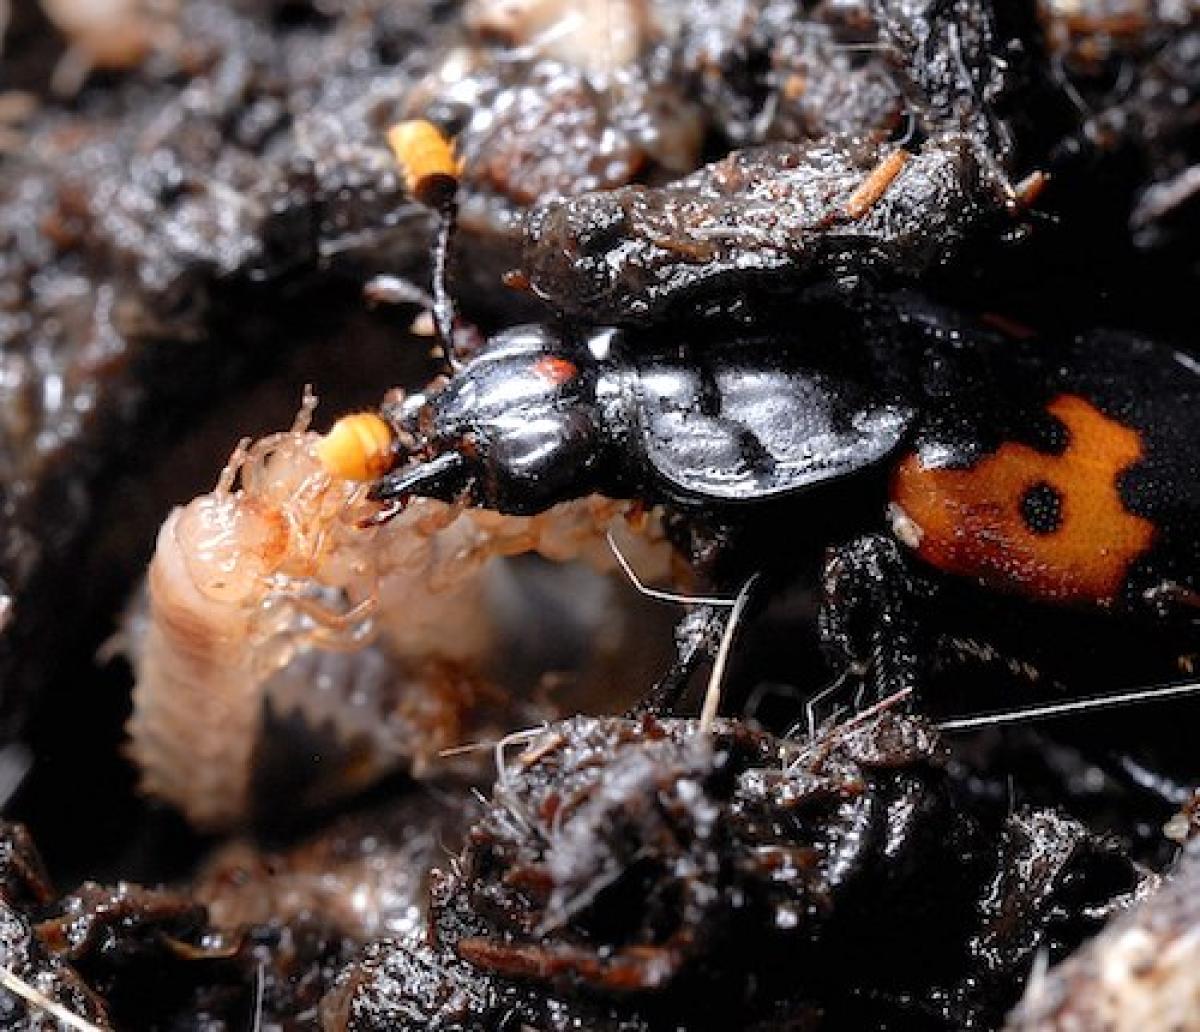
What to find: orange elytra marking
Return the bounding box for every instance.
[531,355,578,385]
[890,394,1155,606]
[386,119,461,207]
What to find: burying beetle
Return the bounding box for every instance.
[325,121,1200,795]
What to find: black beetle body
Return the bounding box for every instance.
[378,321,916,515]
[383,303,1200,623]
[371,297,1200,793]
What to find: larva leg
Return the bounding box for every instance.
[291,386,319,433]
[305,623,381,652]
[241,431,298,472]
[285,593,379,631]
[215,436,253,495]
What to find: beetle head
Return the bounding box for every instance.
[373,324,605,515]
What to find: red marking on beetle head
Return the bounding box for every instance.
[502,269,532,292]
[532,355,578,386]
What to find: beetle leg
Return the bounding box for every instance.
[819,534,927,703]
[1106,753,1194,808]
[1139,579,1200,618]
[630,605,726,717]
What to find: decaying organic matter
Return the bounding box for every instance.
[519,0,1198,321]
[1007,837,1200,1031]
[518,0,1025,320]
[0,790,488,1030]
[521,133,989,321]
[1039,0,1200,247]
[0,821,111,1029]
[326,713,1142,1030]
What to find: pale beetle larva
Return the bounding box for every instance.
[125,392,672,828]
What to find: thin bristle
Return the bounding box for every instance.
[937,678,1200,732]
[698,575,759,733]
[0,967,105,1032]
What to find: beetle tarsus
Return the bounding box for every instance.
[820,534,925,704]
[631,605,726,717]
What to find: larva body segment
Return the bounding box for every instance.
[129,508,266,826]
[465,0,658,72]
[40,0,179,94]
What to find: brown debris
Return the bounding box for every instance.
[322,713,1139,1030]
[522,133,984,322]
[844,149,911,220]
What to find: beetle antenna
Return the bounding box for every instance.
[937,678,1200,733]
[605,529,739,608]
[386,120,464,376]
[430,197,462,375]
[699,574,759,733]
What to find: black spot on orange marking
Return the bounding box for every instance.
[531,355,578,386]
[1020,481,1063,535]
[890,394,1156,606]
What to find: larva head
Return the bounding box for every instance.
[173,494,289,605]
[372,324,607,516]
[174,427,368,604]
